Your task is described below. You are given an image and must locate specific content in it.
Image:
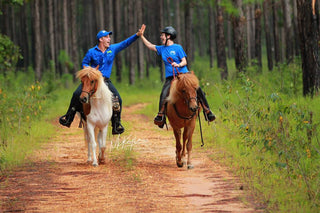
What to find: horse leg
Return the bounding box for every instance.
[182,129,188,166]
[87,124,98,166]
[98,127,108,164]
[174,129,183,167]
[183,126,194,169]
[83,124,92,163]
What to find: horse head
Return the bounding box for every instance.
[76,66,101,104]
[174,72,199,113]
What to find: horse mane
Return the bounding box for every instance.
[167,72,199,104]
[76,67,112,103]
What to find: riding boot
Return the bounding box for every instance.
[111,111,125,135]
[154,104,166,128]
[111,95,124,135]
[197,88,216,122]
[59,106,76,127]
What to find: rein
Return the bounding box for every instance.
[81,80,97,98]
[173,103,197,120]
[167,57,181,79]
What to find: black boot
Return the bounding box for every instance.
[59,107,76,127]
[154,104,166,128]
[111,111,124,135]
[197,88,216,122]
[203,109,216,122]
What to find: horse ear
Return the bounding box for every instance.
[95,65,99,70]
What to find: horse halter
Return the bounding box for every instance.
[173,86,199,120]
[80,79,97,103]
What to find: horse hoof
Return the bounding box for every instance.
[176,161,184,168]
[187,164,194,169]
[92,163,98,167]
[99,159,105,164]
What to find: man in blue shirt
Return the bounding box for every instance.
[59,25,144,134]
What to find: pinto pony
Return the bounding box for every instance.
[76,66,113,166]
[166,72,200,169]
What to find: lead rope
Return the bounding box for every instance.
[198,108,204,147]
[167,57,181,79]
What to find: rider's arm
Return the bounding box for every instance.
[172,57,187,68]
[141,35,157,52]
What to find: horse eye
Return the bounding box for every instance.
[91,80,95,84]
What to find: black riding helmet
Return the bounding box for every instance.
[161,26,177,40]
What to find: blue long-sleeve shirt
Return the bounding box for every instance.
[82,34,138,78]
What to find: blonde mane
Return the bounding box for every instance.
[76,67,112,104]
[167,72,199,104]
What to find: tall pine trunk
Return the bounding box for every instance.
[34,0,42,81]
[216,0,228,79]
[297,0,320,96]
[263,0,273,71]
[254,3,262,69]
[232,0,247,72]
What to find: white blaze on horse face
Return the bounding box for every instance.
[80,77,95,104]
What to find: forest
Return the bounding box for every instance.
[1,0,319,94]
[1,0,320,212]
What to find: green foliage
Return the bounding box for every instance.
[204,62,320,211]
[58,50,74,71]
[0,34,22,74]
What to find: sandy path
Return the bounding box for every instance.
[0,103,258,212]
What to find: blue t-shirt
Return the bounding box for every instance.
[82,34,138,78]
[155,44,188,78]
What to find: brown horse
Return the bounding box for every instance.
[166,72,200,169]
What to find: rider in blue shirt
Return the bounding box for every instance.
[140,25,216,127]
[59,26,144,134]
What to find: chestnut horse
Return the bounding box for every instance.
[166,72,200,169]
[76,66,113,166]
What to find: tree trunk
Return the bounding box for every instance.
[272,0,281,65]
[254,3,262,69]
[113,0,122,82]
[48,0,55,73]
[136,0,144,79]
[71,0,79,77]
[62,0,69,74]
[175,0,181,44]
[292,0,300,56]
[297,0,320,96]
[208,4,215,68]
[34,0,42,81]
[128,0,135,85]
[263,0,273,71]
[282,0,293,63]
[232,0,247,72]
[216,0,228,79]
[159,0,164,82]
[184,1,193,68]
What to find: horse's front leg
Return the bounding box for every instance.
[83,124,92,163]
[184,126,195,169]
[87,124,98,166]
[98,127,108,164]
[173,129,183,167]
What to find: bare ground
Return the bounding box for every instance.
[0,103,260,212]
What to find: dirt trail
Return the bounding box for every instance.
[0,103,259,212]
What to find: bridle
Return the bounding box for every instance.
[172,89,199,120]
[81,79,97,100]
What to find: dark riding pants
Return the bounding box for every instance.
[67,78,122,119]
[158,76,211,112]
